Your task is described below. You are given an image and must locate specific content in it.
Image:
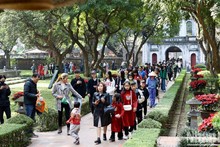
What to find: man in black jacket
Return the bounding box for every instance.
[0,75,11,124]
[71,70,86,110]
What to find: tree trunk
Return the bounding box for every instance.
[56,54,63,73]
[83,51,90,77]
[5,52,10,69]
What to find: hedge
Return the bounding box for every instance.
[123,70,186,147]
[36,97,90,132]
[0,124,31,147]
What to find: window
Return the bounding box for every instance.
[186,21,192,36]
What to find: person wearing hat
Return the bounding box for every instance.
[146,72,158,108]
[71,70,86,109]
[87,70,100,113]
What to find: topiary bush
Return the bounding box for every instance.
[194,64,206,70]
[147,110,167,125]
[36,108,59,132]
[7,114,34,128]
[138,118,162,129]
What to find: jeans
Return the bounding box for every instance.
[25,104,36,121]
[161,79,166,91]
[148,88,156,107]
[0,106,11,124]
[74,97,82,112]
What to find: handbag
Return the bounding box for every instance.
[61,97,68,104]
[123,91,132,111]
[104,105,115,114]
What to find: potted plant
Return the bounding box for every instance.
[198,114,216,133]
[189,80,207,96]
[212,112,220,139]
[195,94,220,119]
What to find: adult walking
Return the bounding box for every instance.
[93,82,111,145]
[146,72,158,108]
[71,70,86,110]
[159,64,167,92]
[0,75,11,124]
[121,81,137,139]
[52,73,82,135]
[24,73,40,137]
[103,71,115,104]
[87,70,100,113]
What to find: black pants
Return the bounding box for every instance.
[89,95,94,114]
[136,109,143,124]
[111,131,123,139]
[124,126,134,136]
[142,101,147,116]
[168,73,173,81]
[58,103,70,128]
[0,106,11,124]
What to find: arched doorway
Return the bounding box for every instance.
[152,53,157,64]
[191,53,196,67]
[165,46,182,61]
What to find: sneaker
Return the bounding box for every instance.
[74,139,80,145]
[123,135,129,140]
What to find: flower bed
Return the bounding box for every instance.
[195,94,220,111]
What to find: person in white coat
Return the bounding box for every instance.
[103,71,115,104]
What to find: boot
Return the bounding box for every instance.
[103,134,107,141]
[67,126,70,136]
[94,137,101,144]
[58,127,62,134]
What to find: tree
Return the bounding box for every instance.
[58,0,143,76]
[0,11,23,68]
[179,0,220,75]
[3,10,75,71]
[111,0,181,67]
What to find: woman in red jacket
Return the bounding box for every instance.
[109,93,124,142]
[121,81,137,140]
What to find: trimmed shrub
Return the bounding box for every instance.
[138,118,162,129]
[147,110,167,125]
[123,128,160,147]
[7,114,34,127]
[194,64,206,70]
[0,123,31,147]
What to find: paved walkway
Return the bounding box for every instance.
[29,81,174,147]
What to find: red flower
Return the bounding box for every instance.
[12,91,24,100]
[189,80,206,91]
[195,94,220,111]
[198,114,215,132]
[192,68,202,74]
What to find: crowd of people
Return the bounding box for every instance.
[0,58,182,145]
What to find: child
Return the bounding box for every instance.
[139,80,149,117]
[66,101,81,145]
[110,93,124,142]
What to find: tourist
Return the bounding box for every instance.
[52,73,82,135]
[66,101,81,145]
[0,75,11,124]
[115,70,126,94]
[109,93,124,142]
[31,63,36,74]
[121,81,137,140]
[87,70,100,113]
[139,80,149,117]
[146,72,158,108]
[103,71,115,104]
[159,64,167,92]
[70,70,86,110]
[93,82,111,145]
[24,73,40,137]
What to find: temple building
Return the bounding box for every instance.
[142,19,205,67]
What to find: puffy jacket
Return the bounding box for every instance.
[24,79,38,105]
[0,82,11,106]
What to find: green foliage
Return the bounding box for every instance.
[147,110,167,125]
[194,64,206,69]
[123,128,160,147]
[7,114,34,128]
[138,118,162,129]
[0,123,31,147]
[179,127,199,137]
[212,112,220,132]
[36,108,58,132]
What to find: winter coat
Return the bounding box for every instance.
[0,82,11,106]
[52,82,82,111]
[93,92,111,127]
[104,79,115,96]
[71,77,86,98]
[121,90,137,127]
[111,102,124,132]
[24,79,38,105]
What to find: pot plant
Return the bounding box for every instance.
[212,112,220,140]
[195,94,220,119]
